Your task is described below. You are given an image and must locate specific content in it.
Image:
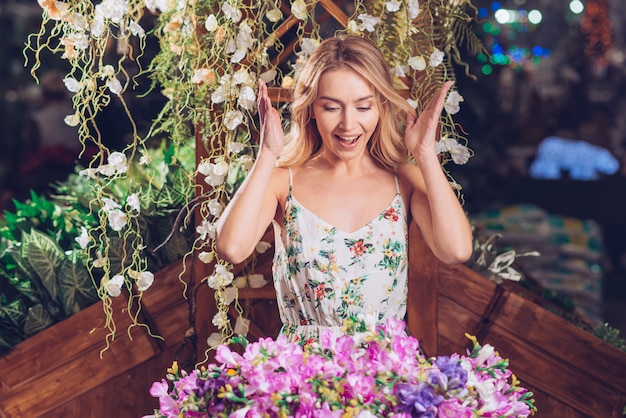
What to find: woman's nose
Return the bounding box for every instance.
[340,109,356,130]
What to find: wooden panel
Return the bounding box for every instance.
[0,295,159,417]
[438,263,498,316]
[436,295,482,355]
[407,222,439,356]
[43,345,181,418]
[494,291,626,390]
[484,328,625,417]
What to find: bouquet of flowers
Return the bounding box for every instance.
[145,317,536,417]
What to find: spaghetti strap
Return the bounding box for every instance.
[394,174,400,194]
[288,168,293,189]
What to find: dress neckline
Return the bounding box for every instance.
[287,192,404,235]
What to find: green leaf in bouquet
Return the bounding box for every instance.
[57,253,99,317]
[23,303,54,337]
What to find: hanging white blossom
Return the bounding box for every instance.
[358,14,380,32]
[207,264,234,289]
[385,0,402,12]
[126,193,141,213]
[106,274,125,297]
[75,227,90,249]
[445,90,464,115]
[108,208,128,231]
[224,109,244,131]
[136,271,155,291]
[205,14,218,32]
[291,0,308,20]
[408,56,427,71]
[221,3,242,23]
[429,48,445,67]
[196,219,216,241]
[408,0,420,19]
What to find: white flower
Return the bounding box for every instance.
[385,0,402,12]
[145,0,175,14]
[38,0,69,21]
[391,65,408,77]
[224,109,244,131]
[406,98,419,109]
[231,22,254,63]
[237,85,256,111]
[291,0,308,20]
[79,167,98,179]
[75,227,90,249]
[91,252,107,269]
[247,273,267,288]
[232,68,253,85]
[139,150,151,165]
[198,251,214,264]
[408,0,420,19]
[233,276,247,288]
[429,48,445,67]
[196,220,216,240]
[128,21,146,37]
[229,142,246,154]
[298,38,320,57]
[106,274,125,297]
[64,113,80,127]
[205,14,218,31]
[259,69,276,84]
[255,241,272,254]
[207,198,223,217]
[107,77,123,95]
[98,164,116,177]
[63,77,82,93]
[126,193,141,212]
[240,155,254,171]
[221,286,238,305]
[221,3,241,23]
[450,143,471,164]
[267,8,282,22]
[444,90,464,115]
[212,311,229,329]
[408,56,426,71]
[192,68,216,85]
[136,271,154,291]
[207,332,224,348]
[207,264,234,289]
[358,14,380,32]
[108,151,128,173]
[101,197,121,212]
[108,209,128,231]
[346,19,360,34]
[67,13,88,30]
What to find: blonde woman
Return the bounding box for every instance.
[216,35,473,343]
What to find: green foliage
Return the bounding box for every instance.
[0,141,196,355]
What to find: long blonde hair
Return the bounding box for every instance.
[277,35,412,170]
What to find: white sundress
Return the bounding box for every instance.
[271,169,409,344]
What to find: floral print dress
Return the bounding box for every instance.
[272,170,409,344]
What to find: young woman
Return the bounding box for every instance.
[216,35,473,343]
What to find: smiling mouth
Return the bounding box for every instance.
[336,134,360,144]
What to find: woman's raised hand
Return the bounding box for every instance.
[404,80,453,161]
[257,79,285,158]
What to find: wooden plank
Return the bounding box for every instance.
[484,326,626,417]
[494,291,626,390]
[43,345,181,418]
[0,296,159,417]
[438,263,499,316]
[407,223,439,356]
[436,295,482,355]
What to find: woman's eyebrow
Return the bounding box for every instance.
[318,95,374,103]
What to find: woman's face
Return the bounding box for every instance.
[311,68,380,161]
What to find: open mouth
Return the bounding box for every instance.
[335,134,360,145]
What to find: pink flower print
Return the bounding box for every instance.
[314,283,326,299]
[383,207,399,222]
[350,239,368,257]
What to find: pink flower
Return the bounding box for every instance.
[438,399,473,417]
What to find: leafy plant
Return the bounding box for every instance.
[0,140,196,354]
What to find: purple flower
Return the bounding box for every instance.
[396,382,444,417]
[433,356,467,391]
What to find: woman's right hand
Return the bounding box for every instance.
[257,79,285,158]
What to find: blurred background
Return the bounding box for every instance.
[0,0,624,335]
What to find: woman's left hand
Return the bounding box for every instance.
[404,80,453,160]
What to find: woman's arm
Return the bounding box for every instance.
[402,81,473,264]
[215,80,285,265]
